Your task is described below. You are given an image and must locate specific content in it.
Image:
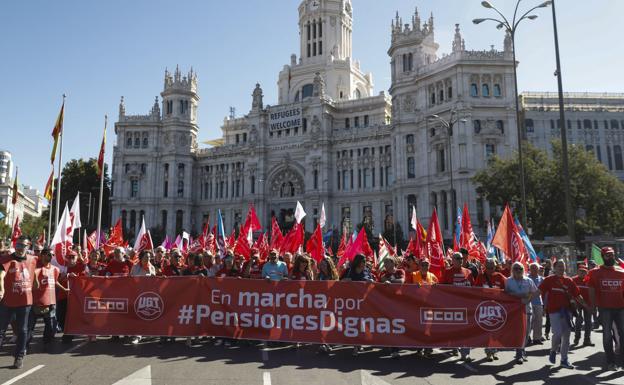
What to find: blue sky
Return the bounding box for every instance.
[1,0,622,194]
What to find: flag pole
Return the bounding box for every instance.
[46,181,53,246]
[54,94,66,231]
[10,167,18,237]
[96,115,107,249]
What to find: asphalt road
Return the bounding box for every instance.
[0,328,623,385]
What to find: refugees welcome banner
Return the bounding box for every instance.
[66,277,526,348]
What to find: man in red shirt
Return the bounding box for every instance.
[380,257,406,285]
[28,248,67,348]
[104,247,134,277]
[0,236,38,369]
[571,264,593,347]
[442,252,474,362]
[586,247,624,371]
[476,259,506,289]
[56,250,88,343]
[539,260,588,369]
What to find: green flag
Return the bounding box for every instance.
[591,244,604,265]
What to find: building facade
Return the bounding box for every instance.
[0,150,46,225]
[111,0,519,241]
[522,92,624,180]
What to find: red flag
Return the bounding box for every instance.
[306,224,324,263]
[243,204,262,233]
[270,216,284,251]
[425,208,445,279]
[51,101,64,164]
[460,203,485,264]
[233,227,252,260]
[226,229,236,249]
[11,216,21,248]
[97,124,106,178]
[108,218,124,246]
[336,233,347,258]
[492,204,528,266]
[339,227,373,267]
[281,223,304,254]
[36,230,46,246]
[86,231,98,253]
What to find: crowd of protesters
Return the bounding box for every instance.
[0,235,623,372]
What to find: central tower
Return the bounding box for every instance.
[278,0,373,104]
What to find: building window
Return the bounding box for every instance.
[439,89,444,103]
[354,89,361,99]
[583,119,592,129]
[358,169,362,189]
[482,84,490,97]
[380,167,384,187]
[175,210,183,235]
[470,84,479,97]
[354,116,359,127]
[496,120,505,134]
[437,149,446,172]
[493,84,502,97]
[161,210,167,230]
[611,120,620,130]
[126,133,132,148]
[345,118,350,129]
[485,143,496,161]
[448,86,453,99]
[337,171,341,190]
[441,191,448,230]
[250,176,255,194]
[236,180,241,197]
[364,115,369,126]
[178,163,185,178]
[430,92,436,105]
[301,84,314,99]
[313,170,318,190]
[525,119,534,133]
[130,210,136,233]
[130,180,138,198]
[473,120,482,134]
[406,134,414,144]
[350,169,354,189]
[134,134,140,148]
[177,180,184,197]
[163,180,168,198]
[607,146,613,170]
[614,145,623,170]
[407,157,415,178]
[596,146,602,162]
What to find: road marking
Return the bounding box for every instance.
[263,371,271,385]
[261,342,269,361]
[360,370,392,385]
[112,365,152,385]
[63,340,89,354]
[1,364,45,385]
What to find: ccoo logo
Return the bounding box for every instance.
[134,292,164,321]
[475,300,507,332]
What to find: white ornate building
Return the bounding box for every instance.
[111,0,520,241]
[521,92,624,181]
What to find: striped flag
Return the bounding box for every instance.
[97,123,106,177]
[44,168,54,201]
[11,169,18,205]
[51,101,64,164]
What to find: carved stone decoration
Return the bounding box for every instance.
[311,115,321,135]
[269,167,305,198]
[402,94,415,113]
[250,125,259,142]
[313,72,325,97]
[164,132,171,146]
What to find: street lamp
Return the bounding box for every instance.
[428,111,468,219]
[473,0,552,227]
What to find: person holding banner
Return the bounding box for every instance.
[341,254,375,356]
[505,262,538,364]
[316,256,339,281]
[411,258,437,286]
[262,250,289,281]
[539,260,588,369]
[0,236,37,369]
[105,247,133,277]
[291,254,314,280]
[131,250,156,277]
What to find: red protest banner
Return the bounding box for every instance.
[66,277,526,348]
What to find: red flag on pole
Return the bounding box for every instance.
[425,208,445,279]
[306,224,324,263]
[270,216,284,251]
[233,227,252,260]
[339,227,373,267]
[281,223,304,254]
[460,203,485,263]
[11,216,21,248]
[96,125,106,178]
[492,204,528,266]
[336,233,347,259]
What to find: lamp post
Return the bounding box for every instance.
[550,0,575,243]
[473,0,552,227]
[428,111,468,220]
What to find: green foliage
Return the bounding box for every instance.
[474,142,624,240]
[20,212,48,240]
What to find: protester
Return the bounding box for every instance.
[476,259,506,289]
[290,254,313,280]
[241,251,264,279]
[262,250,289,281]
[0,236,37,369]
[527,262,545,344]
[571,264,593,347]
[379,257,405,285]
[131,250,156,277]
[317,256,339,281]
[411,258,438,287]
[586,247,624,371]
[105,247,134,277]
[539,260,588,369]
[505,262,538,364]
[341,253,375,356]
[56,250,88,343]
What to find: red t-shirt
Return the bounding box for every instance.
[242,261,264,279]
[586,266,624,309]
[572,275,592,306]
[380,269,406,283]
[0,254,37,307]
[105,259,134,277]
[539,275,580,313]
[475,272,507,289]
[33,265,60,306]
[442,267,474,287]
[162,263,184,276]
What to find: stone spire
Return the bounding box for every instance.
[152,96,160,117]
[428,12,434,32]
[452,24,463,53]
[412,7,421,31]
[119,96,125,119]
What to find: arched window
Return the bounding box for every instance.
[134,134,140,148]
[430,92,436,105]
[470,84,479,97]
[493,84,502,97]
[177,180,184,197]
[353,89,362,99]
[142,135,148,148]
[482,84,490,97]
[301,84,314,99]
[439,89,444,103]
[614,145,623,170]
[126,133,132,148]
[178,163,185,178]
[313,170,319,190]
[408,53,413,71]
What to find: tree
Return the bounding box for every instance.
[20,213,47,240]
[50,158,111,236]
[0,205,11,240]
[473,142,624,241]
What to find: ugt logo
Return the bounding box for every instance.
[134,292,164,321]
[475,300,507,331]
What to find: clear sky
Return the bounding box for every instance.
[1,0,622,194]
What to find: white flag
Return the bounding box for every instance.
[294,201,306,224]
[133,217,147,251]
[69,192,81,231]
[51,203,72,248]
[410,206,417,231]
[320,202,326,228]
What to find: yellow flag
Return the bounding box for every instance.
[51,101,64,164]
